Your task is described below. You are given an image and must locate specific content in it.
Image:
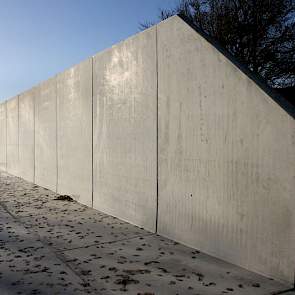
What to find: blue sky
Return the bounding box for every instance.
[0,0,177,101]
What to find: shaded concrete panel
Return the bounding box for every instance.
[35,78,57,191]
[57,58,92,207]
[0,103,6,171]
[93,27,157,232]
[6,97,19,176]
[157,16,295,284]
[19,89,35,182]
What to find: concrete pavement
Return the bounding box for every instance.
[0,172,294,295]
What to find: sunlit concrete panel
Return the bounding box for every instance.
[35,78,57,191]
[57,58,92,207]
[19,89,35,182]
[93,27,157,232]
[157,16,295,284]
[6,97,19,176]
[0,102,6,171]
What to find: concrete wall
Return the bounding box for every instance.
[35,78,57,191]
[6,96,19,176]
[157,16,295,284]
[93,27,157,232]
[0,16,294,284]
[19,88,35,182]
[0,102,6,171]
[57,59,92,207]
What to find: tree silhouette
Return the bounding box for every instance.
[141,0,295,91]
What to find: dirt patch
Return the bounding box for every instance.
[54,195,74,202]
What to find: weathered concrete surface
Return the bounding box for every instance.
[0,103,6,171]
[18,88,35,182]
[157,16,295,284]
[57,59,92,207]
[0,243,90,295]
[35,78,57,192]
[0,172,293,295]
[0,15,294,287]
[93,27,157,232]
[0,195,91,294]
[21,212,148,251]
[63,235,292,295]
[6,97,19,176]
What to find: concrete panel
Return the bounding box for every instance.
[6,96,19,176]
[19,88,35,182]
[157,16,295,284]
[35,78,57,191]
[57,59,92,207]
[0,102,6,171]
[93,27,157,232]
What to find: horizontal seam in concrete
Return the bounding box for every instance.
[54,251,96,293]
[5,200,155,253]
[57,232,155,253]
[0,201,17,219]
[30,214,114,222]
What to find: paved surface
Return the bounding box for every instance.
[0,172,294,295]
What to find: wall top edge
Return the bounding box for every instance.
[92,22,157,60]
[2,13,293,120]
[169,15,295,119]
[1,19,163,104]
[4,95,19,104]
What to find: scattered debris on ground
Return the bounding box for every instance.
[54,195,74,202]
[0,172,292,295]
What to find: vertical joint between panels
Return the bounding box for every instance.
[17,96,19,176]
[155,25,159,234]
[5,102,7,172]
[56,79,58,193]
[33,91,36,183]
[91,57,94,208]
